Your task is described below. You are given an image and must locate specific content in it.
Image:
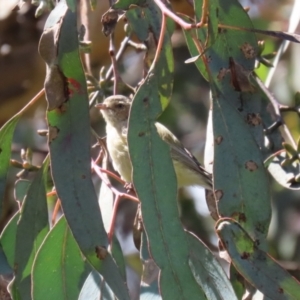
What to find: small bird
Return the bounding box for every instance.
[96,95,212,190]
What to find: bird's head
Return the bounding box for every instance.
[96,95,131,128]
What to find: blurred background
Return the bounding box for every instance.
[0,0,300,299]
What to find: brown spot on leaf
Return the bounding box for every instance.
[245,160,258,172]
[239,213,246,222]
[218,28,226,34]
[229,58,254,92]
[82,174,86,179]
[240,42,255,59]
[38,12,69,111]
[217,68,227,81]
[241,252,250,259]
[138,132,145,137]
[246,113,261,126]
[278,288,284,294]
[231,212,247,223]
[95,246,108,260]
[205,190,219,221]
[48,126,59,143]
[215,135,223,145]
[215,190,223,202]
[255,222,266,234]
[56,103,68,114]
[101,9,119,36]
[143,97,150,108]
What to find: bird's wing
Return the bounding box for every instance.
[155,122,212,180]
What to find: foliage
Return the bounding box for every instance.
[1,0,300,299]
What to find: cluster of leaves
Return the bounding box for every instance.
[1,0,300,299]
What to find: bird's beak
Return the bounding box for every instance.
[95,103,107,110]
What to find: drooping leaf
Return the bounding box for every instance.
[14,179,31,203]
[187,233,238,300]
[0,212,20,269]
[32,216,91,300]
[212,85,271,244]
[217,219,300,299]
[41,4,129,298]
[140,232,161,300]
[128,16,207,300]
[129,77,207,298]
[185,0,272,245]
[0,115,21,216]
[11,157,50,299]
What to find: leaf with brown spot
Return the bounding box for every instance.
[245,160,258,172]
[240,42,256,59]
[101,9,123,36]
[217,219,300,299]
[212,84,271,244]
[215,135,223,145]
[229,58,255,92]
[246,113,262,126]
[38,1,68,111]
[48,126,59,143]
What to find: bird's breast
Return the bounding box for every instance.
[106,127,132,182]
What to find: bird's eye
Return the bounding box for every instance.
[116,103,124,109]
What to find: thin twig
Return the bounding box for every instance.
[92,160,139,242]
[255,77,297,148]
[108,33,119,95]
[150,12,166,70]
[152,0,208,30]
[16,89,45,117]
[106,35,131,81]
[92,160,139,203]
[265,0,300,87]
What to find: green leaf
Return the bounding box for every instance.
[212,86,271,244]
[0,244,13,275]
[32,216,91,300]
[229,265,246,299]
[187,233,238,300]
[42,6,129,299]
[113,0,145,10]
[11,157,50,300]
[111,236,126,281]
[217,219,300,299]
[128,33,206,300]
[126,7,150,42]
[140,233,161,300]
[14,179,31,203]
[0,115,21,216]
[186,0,282,157]
[0,212,20,268]
[184,0,272,244]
